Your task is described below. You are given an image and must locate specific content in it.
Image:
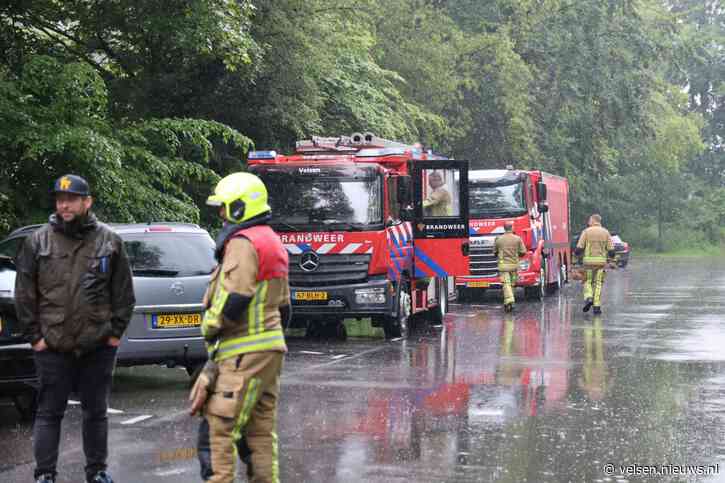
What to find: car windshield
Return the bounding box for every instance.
[122,233,216,277]
[469,181,527,218]
[260,171,383,230]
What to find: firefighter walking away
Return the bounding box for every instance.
[190,172,291,483]
[494,221,526,312]
[575,214,615,314]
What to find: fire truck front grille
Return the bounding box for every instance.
[288,253,371,287]
[469,245,498,278]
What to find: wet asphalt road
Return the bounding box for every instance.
[3,257,725,482]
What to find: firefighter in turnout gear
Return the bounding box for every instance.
[422,170,452,217]
[190,172,291,483]
[574,214,615,315]
[494,221,527,312]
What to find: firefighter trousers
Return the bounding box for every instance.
[583,267,606,307]
[198,351,284,483]
[500,271,518,305]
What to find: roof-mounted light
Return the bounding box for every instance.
[356,147,407,157]
[248,150,278,160]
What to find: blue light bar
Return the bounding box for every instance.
[248,150,277,159]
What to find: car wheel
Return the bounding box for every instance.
[13,390,38,422]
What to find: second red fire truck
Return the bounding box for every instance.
[455,168,571,301]
[247,134,470,339]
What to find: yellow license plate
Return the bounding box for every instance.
[154,313,202,328]
[294,291,328,301]
[467,281,489,288]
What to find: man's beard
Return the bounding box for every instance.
[56,211,88,237]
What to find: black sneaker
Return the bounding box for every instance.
[88,471,114,483]
[583,299,593,313]
[35,474,55,483]
[593,306,602,315]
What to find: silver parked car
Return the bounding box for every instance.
[0,222,214,378]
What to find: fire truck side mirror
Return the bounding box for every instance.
[400,206,414,222]
[536,181,547,201]
[397,176,412,205]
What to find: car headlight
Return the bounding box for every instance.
[518,260,530,270]
[355,287,387,304]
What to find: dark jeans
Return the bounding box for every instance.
[33,345,117,480]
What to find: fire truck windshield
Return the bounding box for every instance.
[262,172,383,231]
[469,180,527,218]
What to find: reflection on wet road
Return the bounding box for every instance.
[2,258,725,482]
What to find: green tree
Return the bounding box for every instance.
[0,56,250,232]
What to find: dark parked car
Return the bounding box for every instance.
[0,223,215,388]
[0,254,38,420]
[610,233,630,267]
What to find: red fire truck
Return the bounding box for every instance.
[247,134,470,338]
[455,169,570,300]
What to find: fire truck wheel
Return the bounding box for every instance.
[525,268,546,300]
[335,321,347,341]
[546,264,562,294]
[384,284,411,339]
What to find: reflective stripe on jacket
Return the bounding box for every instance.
[495,232,527,272]
[202,225,290,360]
[577,224,614,267]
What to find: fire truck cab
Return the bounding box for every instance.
[247,134,470,339]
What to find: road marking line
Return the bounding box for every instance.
[299,351,325,355]
[330,354,347,360]
[121,415,152,425]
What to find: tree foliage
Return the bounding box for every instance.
[0,0,721,250]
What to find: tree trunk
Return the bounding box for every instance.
[657,197,664,253]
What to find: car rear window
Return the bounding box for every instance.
[122,233,216,277]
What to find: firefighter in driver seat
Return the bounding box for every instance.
[422,171,452,217]
[190,172,291,483]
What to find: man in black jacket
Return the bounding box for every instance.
[14,175,135,483]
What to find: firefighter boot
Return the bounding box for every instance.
[593,306,602,315]
[583,299,593,313]
[35,474,55,483]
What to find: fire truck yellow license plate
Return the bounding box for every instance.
[154,313,202,328]
[294,291,328,301]
[467,281,489,288]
